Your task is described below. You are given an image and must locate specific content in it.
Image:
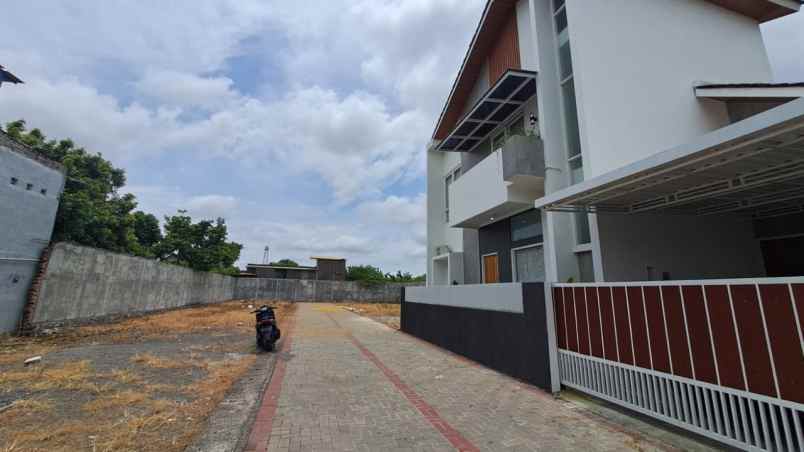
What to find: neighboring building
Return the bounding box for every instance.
[427,0,804,286]
[311,257,347,281]
[0,131,65,333]
[244,256,347,281]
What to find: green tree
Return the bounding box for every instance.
[384,270,425,283]
[130,211,162,257]
[4,120,142,254]
[346,265,386,282]
[154,211,242,275]
[269,259,299,267]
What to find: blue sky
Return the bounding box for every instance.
[1,1,803,273]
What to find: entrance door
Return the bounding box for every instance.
[483,254,499,283]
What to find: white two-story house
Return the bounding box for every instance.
[427,0,804,287]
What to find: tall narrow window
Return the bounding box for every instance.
[553,0,583,184]
[445,174,452,223]
[554,0,590,244]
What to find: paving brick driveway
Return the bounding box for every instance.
[248,303,685,452]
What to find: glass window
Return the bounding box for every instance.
[511,209,543,242]
[558,40,573,80]
[514,246,545,282]
[562,79,581,159]
[554,0,565,13]
[574,212,590,244]
[554,8,568,36]
[492,132,506,151]
[569,156,584,184]
[577,251,594,282]
[508,116,525,137]
[445,174,452,223]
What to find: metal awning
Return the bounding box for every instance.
[535,98,804,219]
[437,69,537,152]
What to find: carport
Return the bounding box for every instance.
[537,98,804,280]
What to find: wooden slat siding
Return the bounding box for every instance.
[661,286,694,379]
[759,284,804,403]
[598,287,618,362]
[565,287,579,352]
[681,286,718,384]
[433,0,519,140]
[644,287,671,373]
[612,287,634,365]
[554,287,567,349]
[586,287,604,358]
[487,10,521,87]
[705,285,745,391]
[575,287,591,355]
[729,285,777,397]
[627,287,652,369]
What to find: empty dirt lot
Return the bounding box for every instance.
[0,301,293,452]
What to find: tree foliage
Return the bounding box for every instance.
[269,259,299,267]
[153,211,242,275]
[4,120,242,275]
[346,265,424,283]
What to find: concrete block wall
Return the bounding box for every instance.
[233,278,409,303]
[30,243,236,325]
[24,243,409,328]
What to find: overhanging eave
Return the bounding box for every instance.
[437,69,537,152]
[536,98,804,219]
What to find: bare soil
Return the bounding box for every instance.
[0,300,294,452]
[341,303,400,329]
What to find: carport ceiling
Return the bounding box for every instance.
[535,98,804,219]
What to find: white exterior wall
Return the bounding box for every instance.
[597,213,766,281]
[566,0,773,179]
[426,148,465,285]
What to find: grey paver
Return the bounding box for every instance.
[259,304,712,452]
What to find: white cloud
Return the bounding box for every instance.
[186,195,240,219]
[136,70,238,110]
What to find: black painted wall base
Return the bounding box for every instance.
[400,284,551,391]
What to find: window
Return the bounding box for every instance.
[577,251,594,282]
[574,212,591,245]
[444,174,452,223]
[444,166,461,223]
[553,0,584,185]
[491,132,506,152]
[513,244,545,282]
[10,177,18,185]
[26,183,33,191]
[511,209,543,242]
[508,116,525,137]
[40,188,47,196]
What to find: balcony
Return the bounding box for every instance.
[449,134,545,228]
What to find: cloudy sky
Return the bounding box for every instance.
[1,2,802,273]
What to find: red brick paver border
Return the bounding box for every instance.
[328,313,480,452]
[244,314,297,452]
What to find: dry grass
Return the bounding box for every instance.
[0,301,295,452]
[343,303,401,329]
[81,390,150,414]
[0,360,102,393]
[104,368,144,386]
[343,303,400,317]
[130,352,198,370]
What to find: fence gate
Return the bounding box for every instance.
[552,280,804,451]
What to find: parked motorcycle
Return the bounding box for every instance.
[252,305,281,351]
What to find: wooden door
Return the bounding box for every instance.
[483,254,499,284]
